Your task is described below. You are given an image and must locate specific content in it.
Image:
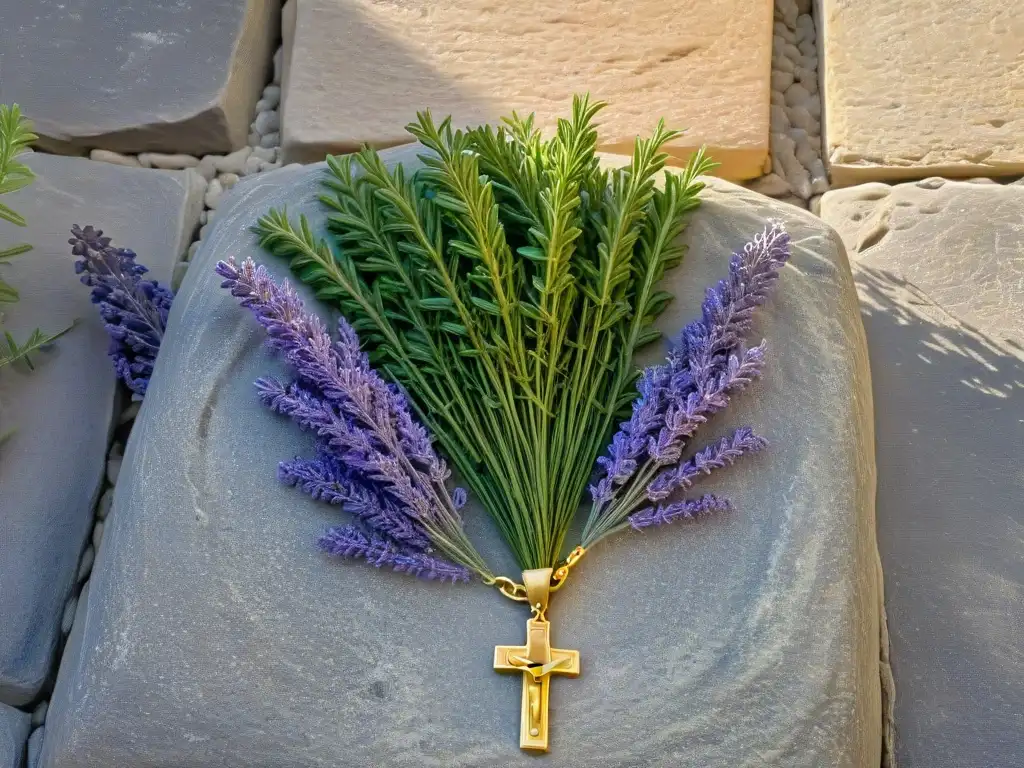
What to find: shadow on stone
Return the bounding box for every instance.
[855,264,1024,768]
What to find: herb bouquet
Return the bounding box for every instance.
[217,96,790,751]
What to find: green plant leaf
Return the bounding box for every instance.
[260,95,711,571]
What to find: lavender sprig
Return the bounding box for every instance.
[69,225,173,397]
[318,526,472,583]
[582,223,791,546]
[216,257,490,581]
[628,494,732,530]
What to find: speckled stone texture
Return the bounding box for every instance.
[821,179,1024,768]
[0,0,280,155]
[820,0,1024,185]
[280,0,773,179]
[0,704,30,768]
[0,155,202,706]
[42,148,880,767]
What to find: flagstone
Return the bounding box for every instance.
[41,148,880,767]
[279,0,772,179]
[820,179,1024,768]
[0,704,30,768]
[821,0,1024,185]
[0,155,202,706]
[0,0,280,155]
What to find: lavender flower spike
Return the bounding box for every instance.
[69,225,174,397]
[591,222,790,502]
[582,222,791,547]
[216,256,491,581]
[319,526,471,582]
[628,494,732,530]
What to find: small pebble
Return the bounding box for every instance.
[748,173,791,197]
[215,147,251,176]
[261,84,281,110]
[172,261,190,293]
[809,159,829,195]
[260,132,280,149]
[796,140,818,169]
[61,596,77,634]
[770,91,785,107]
[195,155,219,181]
[199,223,212,241]
[251,145,276,162]
[273,47,283,84]
[248,132,261,147]
[218,172,240,190]
[797,13,816,35]
[77,546,95,582]
[119,401,141,425]
[771,71,794,92]
[187,241,201,261]
[783,42,801,63]
[244,155,264,175]
[89,149,141,168]
[775,55,795,74]
[92,521,105,550]
[786,104,814,132]
[810,194,823,216]
[199,210,208,226]
[774,22,795,44]
[784,83,811,108]
[806,98,822,119]
[28,727,44,767]
[31,701,48,727]
[770,105,791,133]
[794,65,816,85]
[775,0,798,27]
[97,488,114,521]
[205,178,224,209]
[138,152,199,170]
[798,39,816,58]
[106,445,122,485]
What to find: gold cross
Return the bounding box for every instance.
[493,568,580,751]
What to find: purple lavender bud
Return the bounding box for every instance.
[592,223,790,494]
[451,487,468,509]
[628,494,732,530]
[69,225,174,396]
[646,428,768,502]
[318,525,471,582]
[278,448,432,550]
[218,257,483,580]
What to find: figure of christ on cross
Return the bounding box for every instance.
[493,568,580,752]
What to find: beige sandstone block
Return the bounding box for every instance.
[821,0,1024,185]
[280,0,773,179]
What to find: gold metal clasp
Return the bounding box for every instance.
[493,568,580,752]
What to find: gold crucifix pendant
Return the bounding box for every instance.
[493,568,580,752]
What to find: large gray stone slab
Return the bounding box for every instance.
[0,0,280,155]
[42,149,881,767]
[0,703,30,768]
[0,154,202,705]
[821,179,1024,768]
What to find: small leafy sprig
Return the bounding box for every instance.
[253,96,718,570]
[0,104,71,371]
[69,225,174,397]
[216,256,490,582]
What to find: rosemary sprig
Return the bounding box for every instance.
[255,96,716,570]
